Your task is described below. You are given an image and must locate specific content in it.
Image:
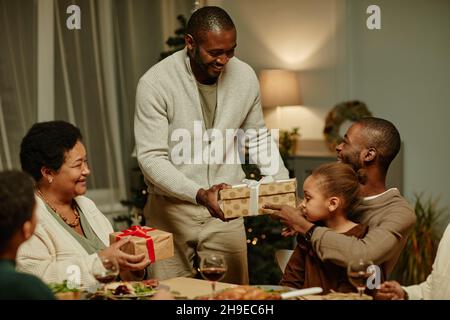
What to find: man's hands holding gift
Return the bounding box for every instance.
[262,204,313,236]
[196,183,231,221]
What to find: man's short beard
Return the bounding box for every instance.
[193,47,219,80]
[193,48,208,73]
[342,152,362,172]
[349,162,362,172]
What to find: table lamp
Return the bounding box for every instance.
[258,69,302,108]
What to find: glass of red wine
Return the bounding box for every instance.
[92,256,119,293]
[199,253,227,299]
[347,259,375,299]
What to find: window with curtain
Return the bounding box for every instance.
[0,0,193,216]
[0,0,37,171]
[112,0,192,204]
[112,0,165,199]
[54,0,126,212]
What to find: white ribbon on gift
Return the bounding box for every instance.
[241,176,275,216]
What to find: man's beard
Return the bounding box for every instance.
[193,48,206,71]
[193,48,218,80]
[341,151,362,172]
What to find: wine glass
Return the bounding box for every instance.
[92,256,119,292]
[347,259,375,299]
[199,253,227,299]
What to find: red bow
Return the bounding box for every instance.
[116,226,156,262]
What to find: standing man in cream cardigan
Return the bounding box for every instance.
[134,6,288,284]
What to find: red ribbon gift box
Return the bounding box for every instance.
[110,225,174,263]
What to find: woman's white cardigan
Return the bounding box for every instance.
[16,195,113,289]
[404,224,450,299]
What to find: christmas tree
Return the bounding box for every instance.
[159,15,187,61]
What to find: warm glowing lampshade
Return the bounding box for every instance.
[259,69,302,108]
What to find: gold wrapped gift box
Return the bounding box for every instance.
[109,226,174,264]
[219,179,297,219]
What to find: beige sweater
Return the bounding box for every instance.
[311,188,416,276]
[16,196,113,289]
[134,48,289,204]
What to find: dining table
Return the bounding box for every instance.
[75,277,371,300]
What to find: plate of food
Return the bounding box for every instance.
[256,285,323,300]
[256,285,296,294]
[321,291,372,300]
[197,285,323,300]
[197,285,282,300]
[49,280,81,300]
[103,279,165,299]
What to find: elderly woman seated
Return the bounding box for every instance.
[16,121,149,289]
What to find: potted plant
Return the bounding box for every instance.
[391,193,447,285]
[279,127,301,158]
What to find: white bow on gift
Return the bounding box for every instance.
[241,176,274,216]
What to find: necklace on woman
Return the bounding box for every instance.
[36,189,80,228]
